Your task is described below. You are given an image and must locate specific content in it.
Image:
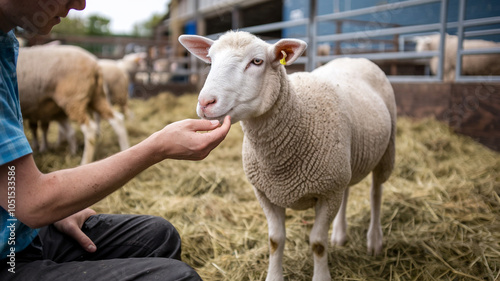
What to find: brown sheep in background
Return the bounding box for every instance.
[17,44,129,165]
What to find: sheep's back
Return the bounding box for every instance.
[306,58,394,184]
[461,40,500,75]
[17,45,100,117]
[423,35,500,77]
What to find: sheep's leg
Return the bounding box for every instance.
[57,119,77,155]
[39,121,50,152]
[93,111,102,136]
[367,174,384,255]
[331,186,350,247]
[79,119,98,165]
[105,111,129,151]
[57,122,65,147]
[255,189,286,281]
[28,120,40,152]
[310,198,337,281]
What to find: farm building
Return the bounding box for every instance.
[159,0,500,151]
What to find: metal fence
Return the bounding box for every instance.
[180,0,500,83]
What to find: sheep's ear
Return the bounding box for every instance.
[179,35,214,63]
[270,39,307,66]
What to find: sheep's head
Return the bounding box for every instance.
[415,33,445,52]
[415,36,432,52]
[179,31,307,123]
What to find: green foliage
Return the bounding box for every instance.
[53,12,162,37]
[86,14,111,36]
[51,16,87,35]
[132,13,163,37]
[52,13,112,36]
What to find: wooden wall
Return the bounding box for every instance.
[392,82,500,152]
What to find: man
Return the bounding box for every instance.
[0,0,231,280]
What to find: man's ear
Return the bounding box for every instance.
[270,39,307,66]
[178,35,214,63]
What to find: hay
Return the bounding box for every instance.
[29,92,500,280]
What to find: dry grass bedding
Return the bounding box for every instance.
[28,92,500,280]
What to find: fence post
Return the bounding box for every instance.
[437,0,448,81]
[455,0,466,81]
[307,0,317,72]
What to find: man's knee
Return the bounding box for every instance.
[140,215,183,260]
[138,258,202,281]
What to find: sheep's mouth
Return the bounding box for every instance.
[203,108,233,121]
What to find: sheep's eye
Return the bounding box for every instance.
[252,58,263,65]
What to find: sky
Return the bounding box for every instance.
[68,0,170,34]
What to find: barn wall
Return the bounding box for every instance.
[393,82,500,151]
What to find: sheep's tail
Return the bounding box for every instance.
[90,66,115,120]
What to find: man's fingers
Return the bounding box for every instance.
[190,116,231,132]
[65,224,97,253]
[82,208,97,218]
[221,115,231,130]
[186,119,220,132]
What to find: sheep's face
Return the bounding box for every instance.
[415,36,432,52]
[179,31,307,124]
[415,34,443,52]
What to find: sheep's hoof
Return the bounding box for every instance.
[330,229,347,247]
[367,227,383,256]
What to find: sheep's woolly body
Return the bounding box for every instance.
[241,57,395,212]
[18,45,114,124]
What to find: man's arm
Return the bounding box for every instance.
[0,117,231,229]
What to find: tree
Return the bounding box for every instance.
[132,13,163,37]
[51,16,87,35]
[87,14,112,36]
[51,14,111,36]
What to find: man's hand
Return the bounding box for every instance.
[155,115,231,161]
[53,208,97,253]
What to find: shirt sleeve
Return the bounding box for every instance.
[0,30,37,260]
[0,30,33,166]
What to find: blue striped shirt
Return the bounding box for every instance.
[0,30,38,260]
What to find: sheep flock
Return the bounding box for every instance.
[17,44,131,165]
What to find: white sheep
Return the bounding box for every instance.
[17,44,130,165]
[415,33,500,81]
[118,52,151,85]
[97,59,130,117]
[180,31,396,281]
[118,52,147,74]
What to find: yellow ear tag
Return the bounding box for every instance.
[280,50,287,65]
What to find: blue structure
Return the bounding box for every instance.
[283,0,500,45]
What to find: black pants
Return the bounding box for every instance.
[1,214,202,281]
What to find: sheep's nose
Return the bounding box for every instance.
[199,97,216,109]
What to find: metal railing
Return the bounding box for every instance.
[185,0,500,83]
[454,0,500,82]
